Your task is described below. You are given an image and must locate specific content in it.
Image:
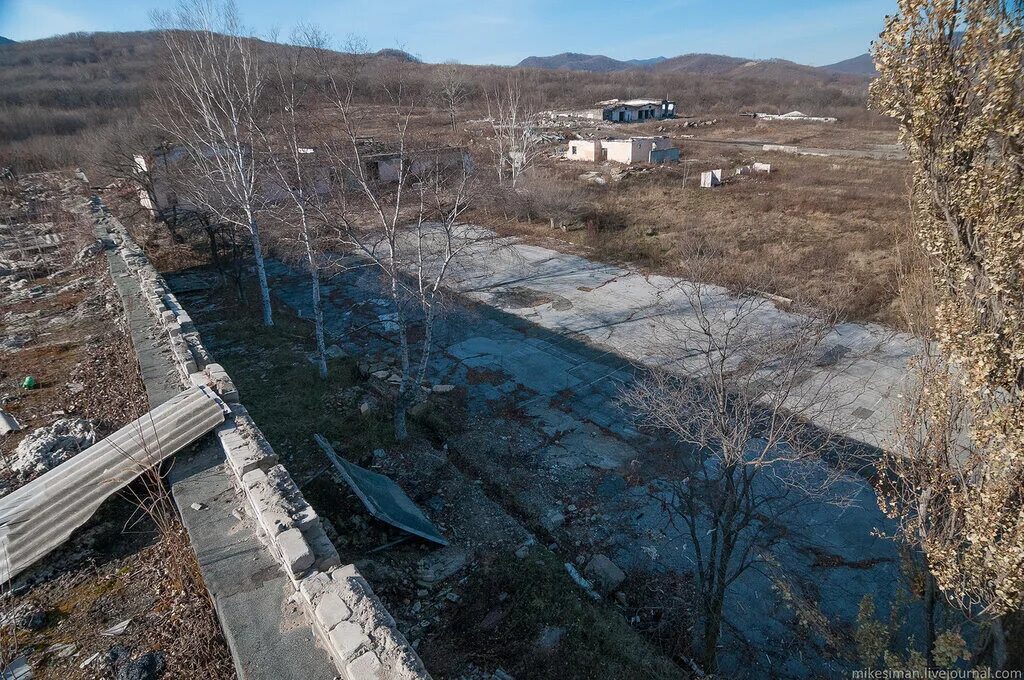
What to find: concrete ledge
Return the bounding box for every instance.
[101,209,429,680]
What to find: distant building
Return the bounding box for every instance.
[567,136,679,165]
[549,98,676,123]
[597,98,676,122]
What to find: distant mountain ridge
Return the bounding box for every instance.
[821,53,877,76]
[0,36,16,46]
[518,50,877,80]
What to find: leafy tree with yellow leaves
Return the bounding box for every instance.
[870,0,1023,669]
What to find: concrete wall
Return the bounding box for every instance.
[599,137,676,165]
[568,140,601,161]
[602,139,641,164]
[105,220,431,680]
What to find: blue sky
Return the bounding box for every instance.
[0,0,895,66]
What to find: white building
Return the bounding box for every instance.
[598,98,676,122]
[567,136,679,165]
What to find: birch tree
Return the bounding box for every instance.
[435,61,468,132]
[486,76,542,189]
[262,41,333,377]
[154,0,275,326]
[308,42,481,440]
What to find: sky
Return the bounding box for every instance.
[0,0,896,66]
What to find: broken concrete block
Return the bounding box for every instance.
[347,650,383,679]
[583,554,626,594]
[277,527,314,576]
[328,621,369,661]
[203,363,239,402]
[0,409,21,435]
[241,467,269,490]
[315,591,352,632]
[303,523,341,570]
[416,547,467,585]
[431,384,456,394]
[299,570,333,606]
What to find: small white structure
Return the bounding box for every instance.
[735,162,772,176]
[755,110,837,123]
[567,136,679,165]
[700,169,722,188]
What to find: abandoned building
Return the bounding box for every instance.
[550,98,676,122]
[597,98,676,122]
[134,143,471,218]
[567,136,680,165]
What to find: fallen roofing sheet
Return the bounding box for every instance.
[313,434,448,546]
[0,386,225,584]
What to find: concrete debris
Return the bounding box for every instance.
[11,418,97,475]
[46,643,76,658]
[416,547,468,585]
[314,434,448,546]
[583,554,626,594]
[755,110,837,123]
[74,240,103,263]
[578,171,607,185]
[0,409,21,435]
[564,562,601,600]
[1,656,31,680]
[100,618,132,636]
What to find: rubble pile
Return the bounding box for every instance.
[9,417,98,475]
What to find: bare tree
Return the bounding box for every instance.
[486,75,542,190]
[260,40,334,378]
[307,41,482,439]
[622,274,854,674]
[435,61,468,132]
[153,0,275,326]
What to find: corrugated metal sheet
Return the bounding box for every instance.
[0,386,225,584]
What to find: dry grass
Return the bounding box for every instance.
[482,126,914,327]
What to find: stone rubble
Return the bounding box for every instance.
[10,417,97,475]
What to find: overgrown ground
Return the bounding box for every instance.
[0,173,232,679]
[480,114,919,328]
[165,262,689,679]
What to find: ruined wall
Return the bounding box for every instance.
[568,139,601,161]
[103,216,430,680]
